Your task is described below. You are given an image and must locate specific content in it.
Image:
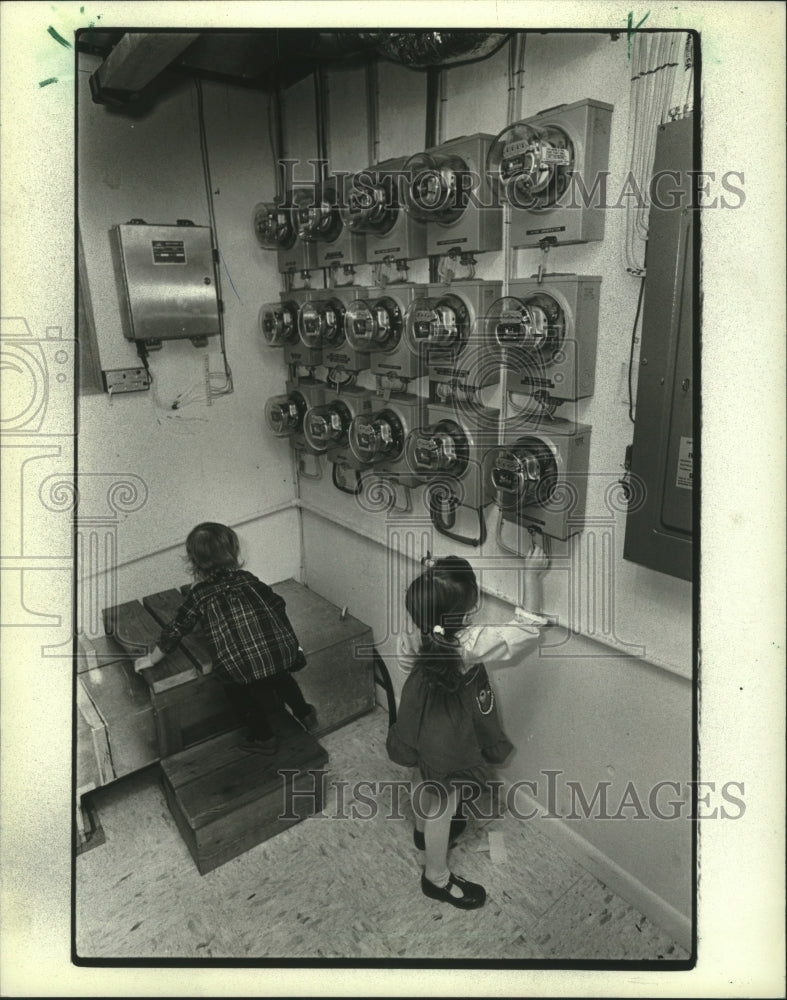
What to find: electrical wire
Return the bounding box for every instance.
[194,77,234,399]
[627,273,647,423]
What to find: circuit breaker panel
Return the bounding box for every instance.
[113,221,220,345]
[624,116,694,581]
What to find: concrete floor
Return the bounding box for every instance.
[75,706,690,962]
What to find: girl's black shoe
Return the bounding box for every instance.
[421,872,486,909]
[413,818,467,851]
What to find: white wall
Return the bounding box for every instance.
[278,33,694,940]
[77,55,300,619]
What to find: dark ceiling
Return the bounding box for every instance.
[78,30,512,109]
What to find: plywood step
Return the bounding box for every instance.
[160,713,329,875]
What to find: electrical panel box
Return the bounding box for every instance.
[488,99,613,248]
[624,116,694,581]
[402,134,502,256]
[485,274,601,401]
[113,221,220,344]
[489,418,592,540]
[341,157,429,264]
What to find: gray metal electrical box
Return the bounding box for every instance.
[623,116,694,581]
[113,221,220,343]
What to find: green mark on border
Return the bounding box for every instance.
[47,25,72,49]
[627,11,650,59]
[39,77,59,87]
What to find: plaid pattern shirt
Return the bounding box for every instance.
[157,569,300,683]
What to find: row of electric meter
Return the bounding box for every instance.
[260,275,601,401]
[265,382,590,539]
[254,99,614,271]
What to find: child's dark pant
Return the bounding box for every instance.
[221,672,310,740]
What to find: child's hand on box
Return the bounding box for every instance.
[523,542,549,575]
[134,653,154,673]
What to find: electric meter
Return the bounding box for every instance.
[490,436,560,509]
[491,419,592,539]
[487,99,613,247]
[400,135,501,255]
[344,296,402,353]
[298,298,346,349]
[265,392,308,437]
[253,201,296,251]
[405,294,470,352]
[348,409,406,465]
[404,419,469,478]
[486,292,565,356]
[402,150,469,226]
[488,275,601,401]
[292,186,343,245]
[303,400,354,453]
[487,123,574,209]
[259,300,299,347]
[340,170,397,236]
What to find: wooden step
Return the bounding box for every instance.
[103,599,199,693]
[160,713,329,875]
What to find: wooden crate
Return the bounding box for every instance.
[102,599,199,693]
[270,579,375,737]
[160,713,329,875]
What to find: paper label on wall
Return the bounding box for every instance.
[676,436,693,490]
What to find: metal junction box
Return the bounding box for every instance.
[113,221,220,344]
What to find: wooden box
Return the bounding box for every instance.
[271,579,375,736]
[160,713,329,875]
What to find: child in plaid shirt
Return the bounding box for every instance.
[134,522,316,754]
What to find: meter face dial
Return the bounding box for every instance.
[348,409,405,464]
[265,392,307,436]
[303,401,352,452]
[491,435,559,506]
[402,151,470,225]
[259,301,299,346]
[489,123,574,208]
[488,293,565,355]
[299,299,346,348]
[405,419,469,477]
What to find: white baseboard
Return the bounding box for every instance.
[507,785,693,953]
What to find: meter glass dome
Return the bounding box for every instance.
[265,392,306,437]
[340,170,398,235]
[303,401,352,452]
[492,435,559,507]
[299,298,345,348]
[259,301,298,346]
[253,201,295,250]
[292,187,343,243]
[404,419,469,477]
[344,298,401,352]
[348,410,404,464]
[487,122,574,208]
[405,295,468,353]
[402,151,470,224]
[487,292,565,355]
